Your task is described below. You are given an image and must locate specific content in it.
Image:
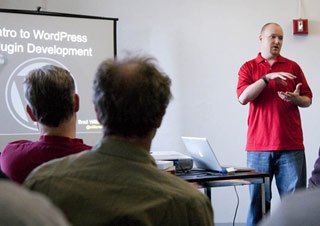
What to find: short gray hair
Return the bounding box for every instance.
[24,65,75,127]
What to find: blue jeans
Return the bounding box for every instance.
[246,150,306,226]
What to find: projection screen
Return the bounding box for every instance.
[0,9,118,148]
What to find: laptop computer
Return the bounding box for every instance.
[181,136,255,172]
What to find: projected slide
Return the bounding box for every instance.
[0,10,117,136]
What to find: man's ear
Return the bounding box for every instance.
[26,105,37,122]
[74,94,80,112]
[259,34,263,42]
[94,106,102,124]
[155,109,166,128]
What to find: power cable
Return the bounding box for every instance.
[233,186,239,226]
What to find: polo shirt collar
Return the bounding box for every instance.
[39,135,84,144]
[255,52,285,64]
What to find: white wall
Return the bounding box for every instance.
[1,0,320,224]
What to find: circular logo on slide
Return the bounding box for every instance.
[5,57,76,131]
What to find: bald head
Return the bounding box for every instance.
[260,23,282,35]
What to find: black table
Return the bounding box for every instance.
[176,170,270,215]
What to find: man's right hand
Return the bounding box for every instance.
[265,72,296,86]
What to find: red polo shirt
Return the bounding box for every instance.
[1,135,92,184]
[237,53,312,151]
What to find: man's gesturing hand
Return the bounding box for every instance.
[278,83,302,103]
[266,72,296,86]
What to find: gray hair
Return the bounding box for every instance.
[24,65,75,127]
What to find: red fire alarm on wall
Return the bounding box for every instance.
[293,19,308,34]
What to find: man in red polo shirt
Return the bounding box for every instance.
[1,65,91,184]
[237,23,312,226]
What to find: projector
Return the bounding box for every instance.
[151,151,193,172]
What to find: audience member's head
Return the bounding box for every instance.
[25,65,78,127]
[0,180,71,226]
[258,189,320,226]
[1,65,91,184]
[93,55,172,138]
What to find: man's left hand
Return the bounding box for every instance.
[278,83,312,107]
[278,83,302,103]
